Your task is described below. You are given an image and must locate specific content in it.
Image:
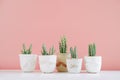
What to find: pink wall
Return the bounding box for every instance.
[0,0,120,70]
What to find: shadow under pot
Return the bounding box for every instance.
[39,55,57,73]
[19,54,37,72]
[84,56,102,73]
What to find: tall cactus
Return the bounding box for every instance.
[59,36,67,53]
[88,43,96,56]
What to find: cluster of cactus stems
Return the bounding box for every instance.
[70,47,78,58]
[21,42,96,56]
[41,44,55,55]
[59,36,67,53]
[88,43,96,56]
[21,44,32,54]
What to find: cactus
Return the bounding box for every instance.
[41,44,48,55]
[88,43,96,56]
[41,44,55,55]
[21,44,32,54]
[49,46,55,55]
[59,36,67,53]
[70,47,78,58]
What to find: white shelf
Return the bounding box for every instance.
[0,70,120,80]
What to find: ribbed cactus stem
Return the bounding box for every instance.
[59,36,67,53]
[88,43,96,56]
[70,47,77,58]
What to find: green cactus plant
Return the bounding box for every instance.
[21,44,32,54]
[70,47,78,58]
[88,43,96,56]
[41,44,55,55]
[59,36,67,53]
[49,46,55,55]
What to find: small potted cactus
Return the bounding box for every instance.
[56,36,69,72]
[84,43,102,73]
[19,44,37,72]
[66,47,82,73]
[39,44,56,73]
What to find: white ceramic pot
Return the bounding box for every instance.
[39,55,57,73]
[66,58,82,73]
[19,54,37,72]
[84,56,102,73]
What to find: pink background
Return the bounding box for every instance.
[0,0,120,70]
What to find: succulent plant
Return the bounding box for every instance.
[49,46,55,55]
[70,47,78,58]
[21,44,32,54]
[88,43,96,56]
[41,44,55,55]
[59,36,67,53]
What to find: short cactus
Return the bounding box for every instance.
[59,36,67,53]
[49,46,55,55]
[41,44,55,55]
[21,44,32,54]
[88,43,96,56]
[70,47,78,58]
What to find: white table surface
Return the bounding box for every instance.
[0,70,120,80]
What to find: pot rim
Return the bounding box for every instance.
[39,55,56,57]
[67,58,82,60]
[19,54,37,56]
[59,53,68,55]
[84,56,102,58]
